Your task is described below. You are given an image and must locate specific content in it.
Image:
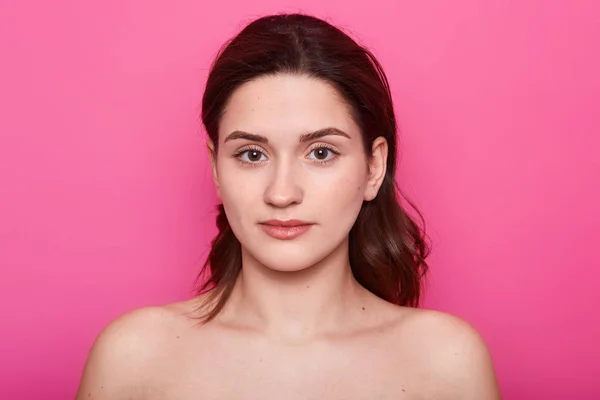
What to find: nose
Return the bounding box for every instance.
[263,157,303,208]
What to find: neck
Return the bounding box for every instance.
[219,239,367,342]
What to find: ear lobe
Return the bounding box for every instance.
[206,139,221,197]
[364,137,388,201]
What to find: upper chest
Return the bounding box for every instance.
[144,330,438,400]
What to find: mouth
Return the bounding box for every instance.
[259,219,314,240]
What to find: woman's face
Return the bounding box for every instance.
[209,74,387,272]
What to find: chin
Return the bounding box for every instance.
[263,263,312,273]
[251,245,328,273]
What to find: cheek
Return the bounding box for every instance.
[218,173,262,246]
[216,164,258,219]
[313,167,366,221]
[222,188,255,214]
[217,157,251,194]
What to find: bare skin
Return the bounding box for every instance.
[75,74,501,399]
[76,289,500,399]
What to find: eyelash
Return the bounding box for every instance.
[232,144,340,167]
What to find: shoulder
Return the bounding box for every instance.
[393,308,501,399]
[75,300,199,399]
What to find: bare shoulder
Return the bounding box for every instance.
[75,299,200,399]
[392,307,502,399]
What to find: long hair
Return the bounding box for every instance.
[196,13,430,322]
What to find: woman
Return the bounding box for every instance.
[76,13,501,399]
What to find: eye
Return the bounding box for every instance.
[307,146,338,162]
[237,149,267,163]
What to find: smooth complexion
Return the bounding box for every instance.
[206,73,388,341]
[75,73,501,400]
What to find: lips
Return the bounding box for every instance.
[259,219,314,240]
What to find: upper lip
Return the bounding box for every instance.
[260,219,313,227]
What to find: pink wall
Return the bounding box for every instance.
[1,1,598,398]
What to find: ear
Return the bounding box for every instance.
[364,136,388,201]
[206,139,221,199]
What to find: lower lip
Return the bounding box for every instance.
[260,224,313,240]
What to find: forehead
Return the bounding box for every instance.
[219,74,361,141]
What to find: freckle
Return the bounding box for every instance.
[176,336,180,339]
[306,285,310,288]
[101,386,103,389]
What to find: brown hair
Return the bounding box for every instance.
[196,13,430,322]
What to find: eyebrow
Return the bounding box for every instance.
[223,127,351,144]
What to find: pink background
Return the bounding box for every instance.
[1,1,598,398]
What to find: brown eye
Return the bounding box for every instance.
[308,146,336,162]
[313,148,329,160]
[237,149,266,163]
[247,150,262,161]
